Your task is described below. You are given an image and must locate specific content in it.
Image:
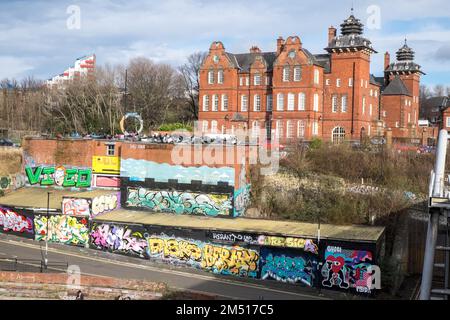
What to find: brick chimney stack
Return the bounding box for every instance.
[328,26,337,46]
[384,52,391,70]
[277,37,285,55]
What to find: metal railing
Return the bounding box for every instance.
[0,258,68,273]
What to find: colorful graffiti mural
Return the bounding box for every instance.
[25,166,92,188]
[0,207,34,236]
[91,194,119,217]
[0,174,26,192]
[321,246,374,293]
[34,215,89,246]
[260,248,318,287]
[126,187,232,216]
[90,223,148,258]
[258,236,319,254]
[120,159,235,186]
[62,198,91,216]
[147,234,259,277]
[233,185,250,217]
[93,175,120,188]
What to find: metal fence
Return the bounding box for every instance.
[0,258,68,273]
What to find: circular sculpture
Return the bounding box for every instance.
[120,112,144,136]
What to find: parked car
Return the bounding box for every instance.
[0,138,14,146]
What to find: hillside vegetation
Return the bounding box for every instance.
[250,142,435,225]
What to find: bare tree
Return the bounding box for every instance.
[178,52,207,120]
[434,84,446,97]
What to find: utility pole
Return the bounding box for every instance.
[44,191,51,269]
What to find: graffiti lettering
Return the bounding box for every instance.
[147,235,259,278]
[90,223,148,258]
[91,194,118,217]
[0,208,33,234]
[25,166,92,188]
[321,249,373,293]
[0,174,26,192]
[126,188,232,216]
[260,250,317,287]
[209,231,259,245]
[34,215,89,246]
[259,236,319,254]
[62,198,91,216]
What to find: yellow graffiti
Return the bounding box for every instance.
[147,237,259,276]
[264,236,310,249]
[92,156,120,175]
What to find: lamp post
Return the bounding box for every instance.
[45,191,51,269]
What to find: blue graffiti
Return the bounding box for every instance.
[261,253,316,287]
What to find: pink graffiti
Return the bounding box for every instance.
[91,224,147,256]
[62,198,90,216]
[0,208,33,233]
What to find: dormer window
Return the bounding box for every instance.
[254,73,261,86]
[208,70,214,84]
[294,66,301,81]
[283,66,290,82]
[217,70,224,84]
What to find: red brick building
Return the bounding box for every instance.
[198,12,425,143]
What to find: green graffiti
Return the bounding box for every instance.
[126,188,232,216]
[25,167,42,185]
[0,176,11,189]
[25,166,92,188]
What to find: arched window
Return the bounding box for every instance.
[332,127,346,144]
[217,70,224,84]
[294,66,302,81]
[283,66,290,82]
[221,94,228,111]
[208,70,214,84]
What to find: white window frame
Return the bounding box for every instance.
[221,94,228,111]
[211,120,218,133]
[277,93,284,111]
[313,94,319,112]
[332,95,338,113]
[283,67,290,82]
[287,93,295,111]
[446,117,450,128]
[341,95,348,113]
[349,78,353,87]
[203,95,209,111]
[212,94,219,111]
[286,120,294,138]
[208,71,214,84]
[297,120,305,138]
[254,94,261,112]
[202,120,208,132]
[362,96,366,114]
[312,121,319,136]
[217,70,224,84]
[314,69,320,84]
[241,95,248,112]
[336,79,341,87]
[298,93,306,111]
[294,66,301,82]
[267,94,273,111]
[254,73,261,86]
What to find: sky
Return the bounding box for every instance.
[0,0,449,87]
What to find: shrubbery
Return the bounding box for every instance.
[158,123,193,132]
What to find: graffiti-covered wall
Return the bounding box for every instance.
[0,207,34,238]
[34,214,89,246]
[0,174,27,194]
[25,166,92,188]
[90,222,148,258]
[121,178,235,217]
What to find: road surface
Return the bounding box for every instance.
[0,233,350,300]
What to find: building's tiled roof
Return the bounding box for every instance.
[385,61,425,75]
[313,54,331,73]
[225,49,325,72]
[225,52,277,72]
[370,74,383,87]
[382,76,411,96]
[325,34,377,53]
